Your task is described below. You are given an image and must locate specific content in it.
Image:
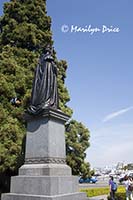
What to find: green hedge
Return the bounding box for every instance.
[108,192,126,200]
[80,187,109,197]
[115,192,126,200]
[80,186,125,198]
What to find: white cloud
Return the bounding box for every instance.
[87,140,133,168]
[86,123,133,167]
[103,106,133,122]
[98,141,133,167]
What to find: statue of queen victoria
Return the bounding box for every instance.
[28,46,58,115]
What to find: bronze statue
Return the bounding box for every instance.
[28,46,58,115]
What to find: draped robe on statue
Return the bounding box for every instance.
[28,49,58,115]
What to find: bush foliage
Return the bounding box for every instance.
[0,0,91,185]
[80,185,126,198]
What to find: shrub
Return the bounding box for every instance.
[80,186,125,198]
[107,192,126,200]
[80,187,110,197]
[107,188,126,200]
[115,192,126,200]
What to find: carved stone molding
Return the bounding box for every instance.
[25,157,66,164]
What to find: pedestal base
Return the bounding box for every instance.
[2,192,88,200]
[19,164,71,176]
[1,109,88,200]
[10,176,79,196]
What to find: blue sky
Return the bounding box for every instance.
[1,0,133,168]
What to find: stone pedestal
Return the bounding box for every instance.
[2,109,87,200]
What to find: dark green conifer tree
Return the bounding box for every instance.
[0,0,91,182]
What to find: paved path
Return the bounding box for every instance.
[89,194,108,200]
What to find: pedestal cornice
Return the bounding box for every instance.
[24,108,70,123]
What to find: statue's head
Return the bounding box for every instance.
[44,45,53,55]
